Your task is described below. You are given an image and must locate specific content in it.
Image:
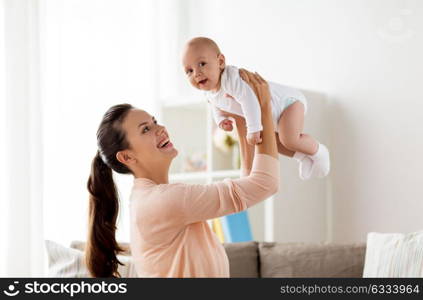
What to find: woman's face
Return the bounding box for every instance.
[120,109,177,172]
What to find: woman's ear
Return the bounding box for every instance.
[218,53,226,70]
[116,150,135,167]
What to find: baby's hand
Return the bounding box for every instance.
[219,119,233,131]
[247,132,262,145]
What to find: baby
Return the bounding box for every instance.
[182,37,330,180]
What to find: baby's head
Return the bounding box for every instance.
[182,37,225,92]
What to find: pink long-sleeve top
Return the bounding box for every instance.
[129,153,279,277]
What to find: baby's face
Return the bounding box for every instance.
[182,44,224,92]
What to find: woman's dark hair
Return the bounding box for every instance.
[86,103,134,277]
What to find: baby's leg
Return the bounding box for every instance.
[275,133,295,157]
[277,101,318,155]
[278,101,330,179]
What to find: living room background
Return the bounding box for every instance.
[1,0,422,277]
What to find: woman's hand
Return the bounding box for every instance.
[239,69,271,107]
[239,68,278,159]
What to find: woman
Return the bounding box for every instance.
[85,70,279,277]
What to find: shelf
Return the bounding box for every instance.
[169,169,241,182]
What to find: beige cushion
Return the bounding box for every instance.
[223,241,259,277]
[259,242,366,277]
[45,240,137,277]
[363,231,423,277]
[70,240,132,255]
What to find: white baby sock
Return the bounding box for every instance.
[293,152,313,180]
[309,143,330,178]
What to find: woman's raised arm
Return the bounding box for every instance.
[239,69,278,159]
[176,71,279,224]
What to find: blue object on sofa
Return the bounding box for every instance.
[221,211,253,242]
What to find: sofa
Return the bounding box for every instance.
[70,241,366,278]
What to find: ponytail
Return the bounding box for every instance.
[85,103,132,277]
[86,151,124,277]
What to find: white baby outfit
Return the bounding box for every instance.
[204,65,330,180]
[205,65,307,134]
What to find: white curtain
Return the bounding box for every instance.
[0,0,186,276]
[0,0,44,276]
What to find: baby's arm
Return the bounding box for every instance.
[211,103,227,125]
[211,104,234,131]
[224,67,263,143]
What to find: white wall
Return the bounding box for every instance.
[185,0,423,242]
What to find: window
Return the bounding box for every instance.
[41,0,183,245]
